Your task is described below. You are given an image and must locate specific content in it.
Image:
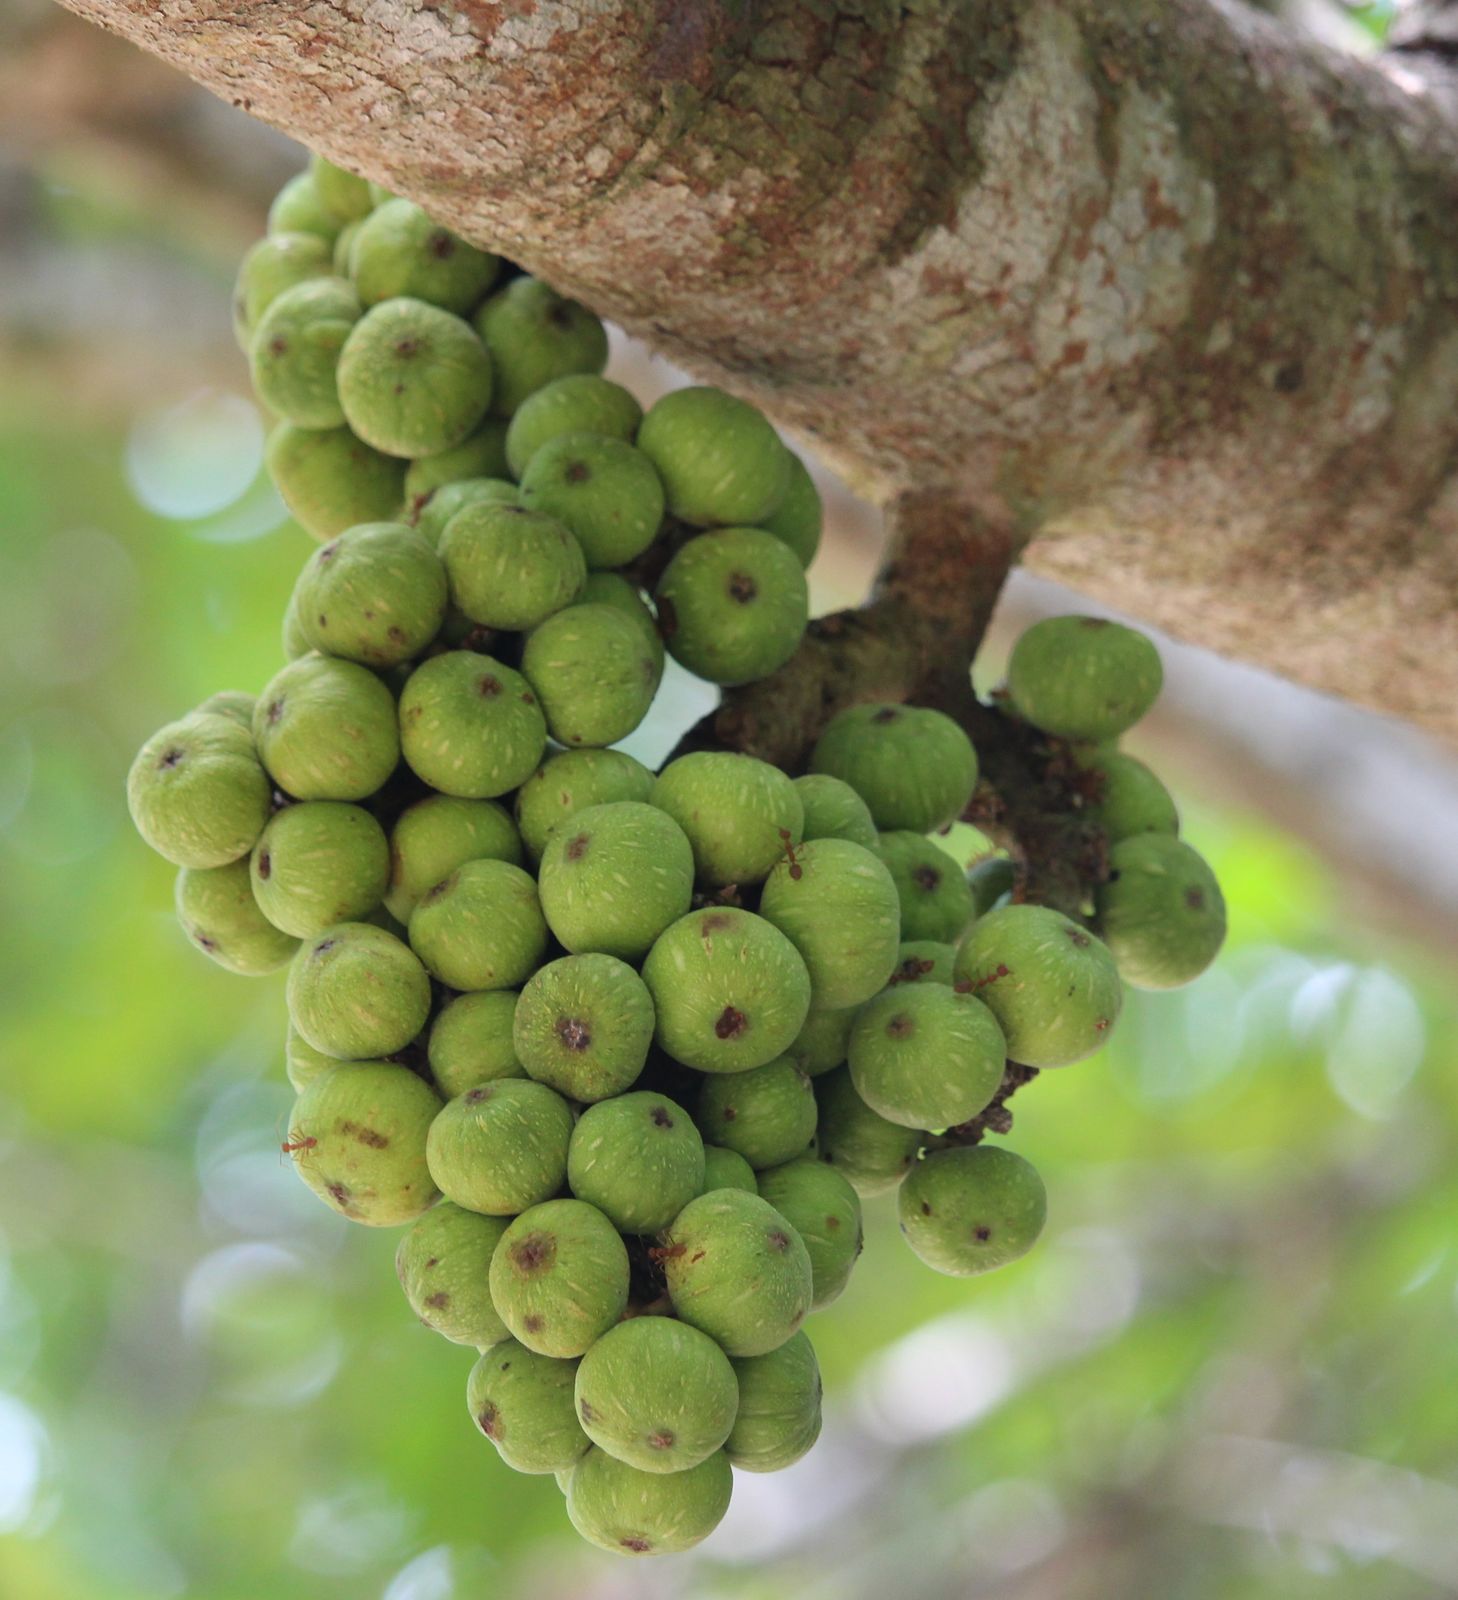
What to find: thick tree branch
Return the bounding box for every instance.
[48,0,1458,747]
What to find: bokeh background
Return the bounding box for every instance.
[5,2,1458,1597]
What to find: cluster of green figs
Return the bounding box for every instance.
[124,154,1226,1557]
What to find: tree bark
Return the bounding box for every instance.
[49,0,1458,746]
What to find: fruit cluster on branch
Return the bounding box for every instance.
[125,156,1228,1558]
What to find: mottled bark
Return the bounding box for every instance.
[47,0,1458,748]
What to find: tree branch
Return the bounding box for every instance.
[46,0,1458,747]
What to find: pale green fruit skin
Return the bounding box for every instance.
[1007,615,1163,741]
[810,702,979,834]
[407,857,546,991]
[385,794,522,923]
[636,386,790,528]
[514,749,654,862]
[953,904,1122,1068]
[757,451,822,567]
[786,1006,856,1077]
[642,909,812,1075]
[656,527,808,686]
[232,232,331,350]
[285,1024,338,1093]
[337,298,492,458]
[574,1317,738,1474]
[504,375,641,478]
[411,476,517,549]
[250,276,361,428]
[578,573,665,676]
[295,521,447,666]
[877,830,976,944]
[518,433,665,569]
[794,773,878,850]
[249,800,389,938]
[898,1145,1047,1276]
[1083,750,1180,842]
[537,801,693,962]
[756,1159,862,1309]
[128,711,271,868]
[521,603,660,749]
[650,752,804,888]
[567,1091,705,1235]
[701,1146,758,1195]
[426,1079,573,1215]
[1095,834,1225,990]
[287,922,432,1059]
[194,690,256,729]
[403,420,511,519]
[254,655,400,802]
[396,1202,511,1346]
[758,837,900,1010]
[814,1068,920,1196]
[725,1330,822,1472]
[663,1189,812,1357]
[849,984,1006,1131]
[467,1339,590,1474]
[697,1058,817,1171]
[331,218,363,277]
[439,502,586,631]
[889,939,956,986]
[309,154,373,223]
[265,422,406,543]
[427,990,524,1097]
[514,954,655,1103]
[350,199,500,313]
[268,172,340,244]
[472,279,609,417]
[489,1198,630,1358]
[566,1446,732,1557]
[286,1059,441,1225]
[397,652,546,799]
[174,859,298,974]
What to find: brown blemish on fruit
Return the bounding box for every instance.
[1064,926,1091,948]
[424,1290,450,1309]
[255,851,272,881]
[886,1012,914,1040]
[523,1313,544,1333]
[565,460,591,484]
[1185,886,1206,910]
[727,571,757,604]
[620,1536,652,1553]
[428,230,455,259]
[721,1105,738,1121]
[314,937,338,954]
[825,1214,840,1229]
[974,1225,992,1241]
[700,912,734,932]
[650,1106,673,1128]
[647,1429,675,1450]
[394,336,422,359]
[715,1005,747,1039]
[326,1181,352,1208]
[556,1016,591,1050]
[464,1085,493,1103]
[476,1403,500,1438]
[920,1201,932,1215]
[196,933,218,952]
[579,1398,596,1422]
[871,707,900,724]
[565,832,590,862]
[912,865,941,892]
[158,746,185,768]
[511,1232,555,1272]
[477,674,501,697]
[340,1121,388,1149]
[767,1229,790,1252]
[266,698,284,725]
